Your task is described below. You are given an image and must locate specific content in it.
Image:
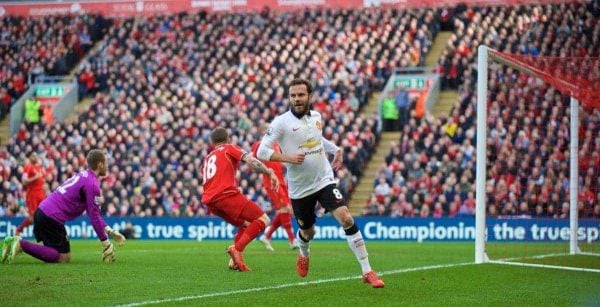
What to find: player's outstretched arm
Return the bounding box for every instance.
[242,154,280,190]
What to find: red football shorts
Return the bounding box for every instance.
[26,191,45,215]
[207,193,264,227]
[266,186,290,210]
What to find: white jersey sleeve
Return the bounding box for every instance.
[322,137,340,154]
[260,110,337,199]
[257,116,283,160]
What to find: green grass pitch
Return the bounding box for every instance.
[1,240,599,306]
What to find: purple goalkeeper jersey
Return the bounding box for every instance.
[39,169,108,241]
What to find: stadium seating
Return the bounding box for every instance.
[368,3,600,217]
[0,14,109,120]
[0,7,438,217]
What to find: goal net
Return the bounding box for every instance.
[475,46,600,271]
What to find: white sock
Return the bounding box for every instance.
[296,231,310,257]
[346,230,372,274]
[263,226,270,236]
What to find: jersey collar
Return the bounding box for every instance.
[291,109,311,119]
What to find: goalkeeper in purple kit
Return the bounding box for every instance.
[1,149,125,264]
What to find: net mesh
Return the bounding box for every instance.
[489,51,600,108]
[577,104,600,255]
[485,52,599,265]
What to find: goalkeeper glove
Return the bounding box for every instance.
[101,240,115,263]
[104,226,126,246]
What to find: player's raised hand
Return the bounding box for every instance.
[111,230,126,246]
[105,226,126,246]
[288,153,305,164]
[332,150,343,171]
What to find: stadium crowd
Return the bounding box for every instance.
[2,4,597,220]
[0,7,438,218]
[0,14,110,120]
[364,3,600,218]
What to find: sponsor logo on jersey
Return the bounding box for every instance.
[298,138,320,150]
[305,148,324,156]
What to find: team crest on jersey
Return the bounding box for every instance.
[266,127,273,136]
[316,121,322,130]
[94,196,101,206]
[297,219,304,227]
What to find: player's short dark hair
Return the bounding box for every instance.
[86,149,105,170]
[27,151,37,158]
[210,127,228,145]
[288,78,313,95]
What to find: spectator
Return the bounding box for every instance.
[395,85,410,128]
[381,96,399,131]
[24,94,41,129]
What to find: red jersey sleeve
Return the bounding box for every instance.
[23,164,44,192]
[250,142,260,158]
[225,144,246,162]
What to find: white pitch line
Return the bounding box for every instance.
[495,252,569,262]
[495,251,600,262]
[489,260,600,273]
[577,252,600,257]
[114,262,474,307]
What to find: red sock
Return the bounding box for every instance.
[279,213,295,243]
[265,213,282,240]
[235,219,266,252]
[234,227,246,245]
[16,218,32,235]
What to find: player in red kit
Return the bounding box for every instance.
[251,125,297,251]
[16,152,46,236]
[201,127,279,272]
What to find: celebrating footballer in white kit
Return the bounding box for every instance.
[257,78,384,288]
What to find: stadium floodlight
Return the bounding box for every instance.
[475,45,599,270]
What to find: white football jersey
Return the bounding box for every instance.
[257,110,339,199]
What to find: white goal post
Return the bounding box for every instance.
[475,45,582,264]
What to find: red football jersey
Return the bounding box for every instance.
[23,163,44,193]
[250,141,287,191]
[201,144,246,204]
